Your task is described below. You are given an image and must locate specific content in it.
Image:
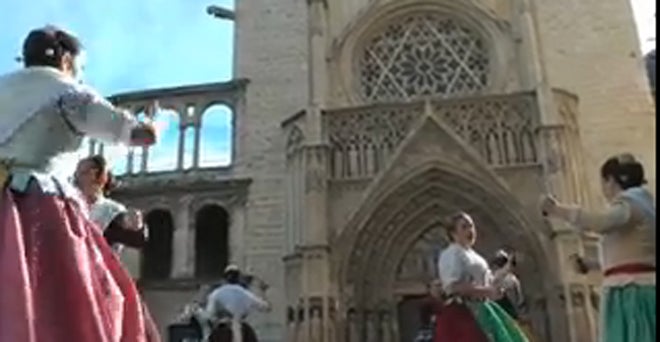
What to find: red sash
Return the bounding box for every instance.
[604,263,655,277]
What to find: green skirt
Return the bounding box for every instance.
[602,284,656,342]
[472,301,530,342]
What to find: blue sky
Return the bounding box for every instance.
[0,0,654,174]
[0,0,235,174]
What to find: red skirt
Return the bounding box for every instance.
[434,303,489,342]
[0,188,161,342]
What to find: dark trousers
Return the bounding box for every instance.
[209,322,258,342]
[167,320,202,342]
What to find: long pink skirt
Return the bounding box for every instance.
[0,187,161,342]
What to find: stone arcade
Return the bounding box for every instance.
[91,0,655,341]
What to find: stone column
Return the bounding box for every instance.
[230,203,247,267]
[88,139,96,156]
[126,149,134,174]
[290,1,334,341]
[177,125,185,170]
[193,121,201,169]
[141,147,149,173]
[550,229,599,342]
[231,93,245,162]
[171,196,192,278]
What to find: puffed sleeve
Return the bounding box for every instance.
[438,247,465,293]
[57,85,138,145]
[565,199,632,234]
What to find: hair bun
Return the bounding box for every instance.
[601,153,646,189]
[22,28,60,60]
[21,26,81,68]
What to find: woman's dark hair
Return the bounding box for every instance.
[600,153,646,189]
[443,211,469,241]
[492,255,509,269]
[22,26,82,68]
[83,155,117,196]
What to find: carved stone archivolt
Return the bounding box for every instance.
[345,181,540,303]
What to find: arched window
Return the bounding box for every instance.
[194,204,229,278]
[199,104,233,167]
[142,209,174,280]
[147,109,180,172]
[357,13,489,102]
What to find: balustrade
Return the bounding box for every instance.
[85,80,246,178]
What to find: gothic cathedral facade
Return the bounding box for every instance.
[108,0,655,341]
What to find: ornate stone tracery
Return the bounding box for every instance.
[324,92,539,180]
[357,12,490,102]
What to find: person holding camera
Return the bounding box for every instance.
[491,250,537,341]
[491,250,524,320]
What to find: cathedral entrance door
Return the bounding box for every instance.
[397,294,427,342]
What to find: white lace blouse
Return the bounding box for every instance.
[438,243,494,295]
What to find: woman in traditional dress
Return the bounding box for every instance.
[435,212,528,342]
[541,153,655,342]
[75,155,147,252]
[0,26,159,342]
[490,250,524,321]
[75,155,161,342]
[491,250,537,342]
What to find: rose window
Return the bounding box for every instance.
[357,13,489,102]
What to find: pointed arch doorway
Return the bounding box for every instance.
[334,165,558,342]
